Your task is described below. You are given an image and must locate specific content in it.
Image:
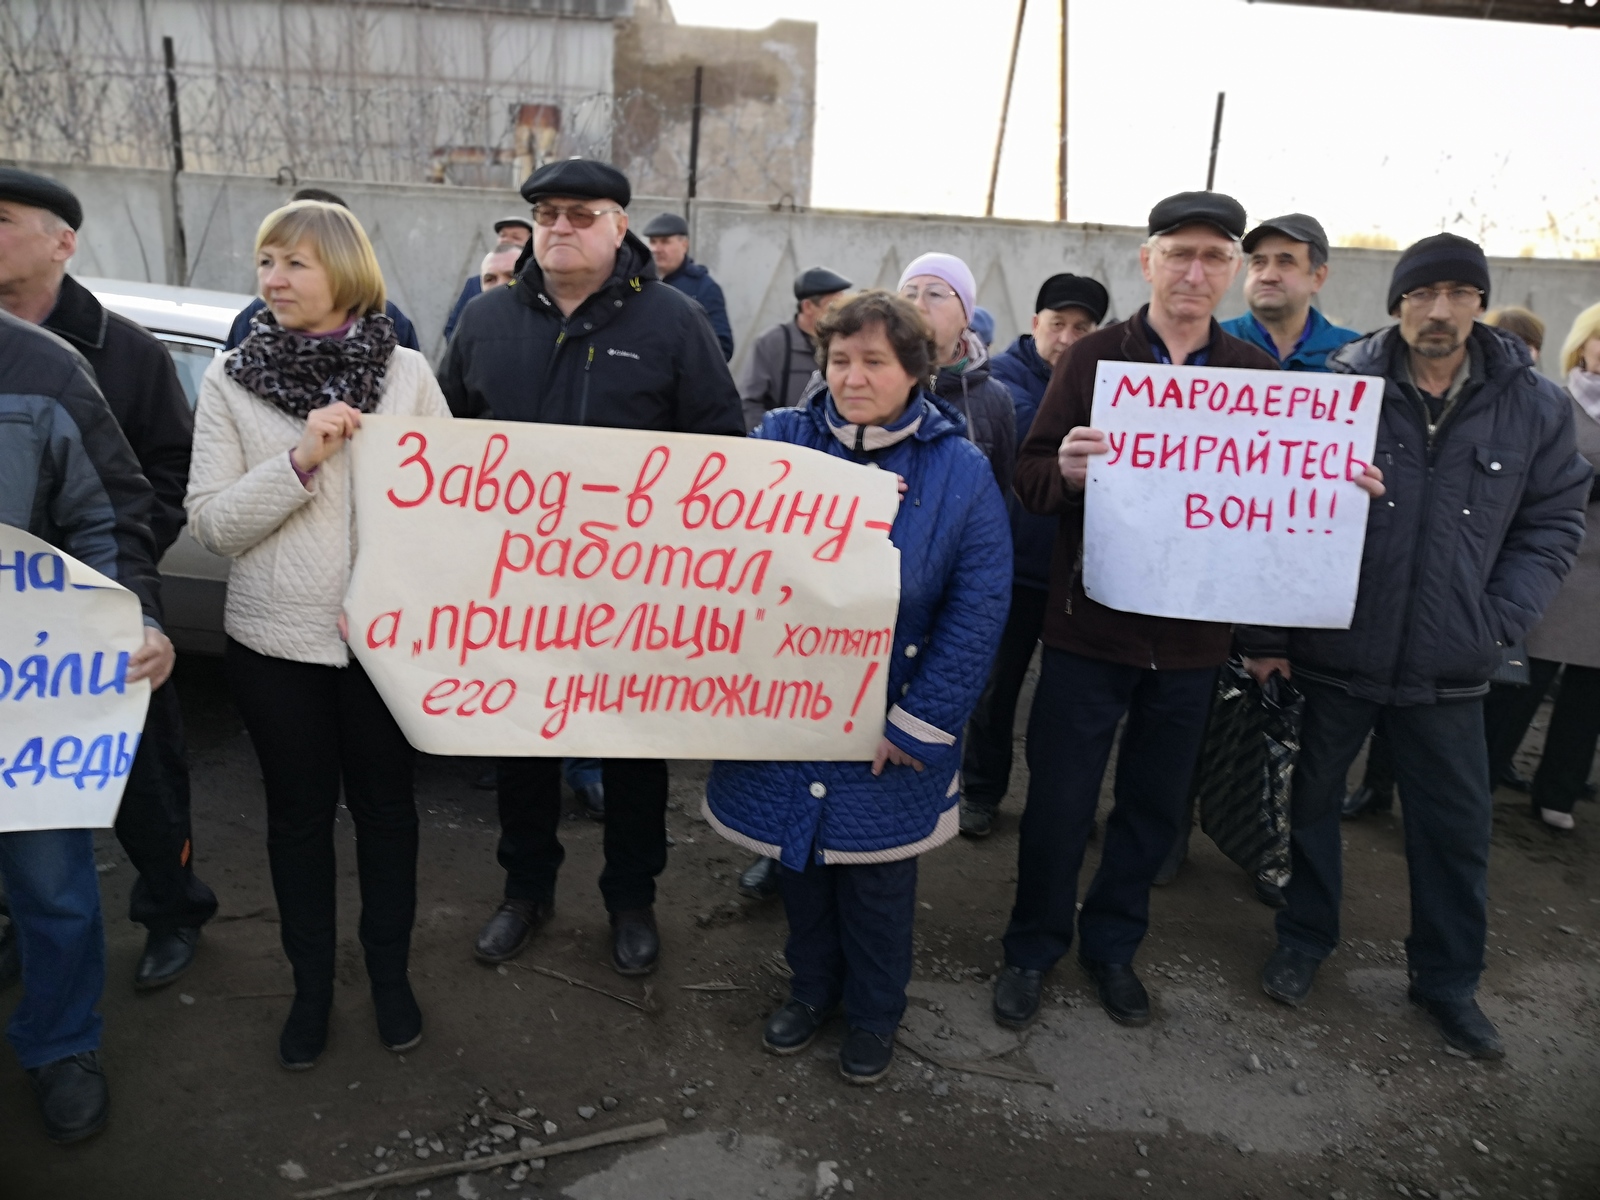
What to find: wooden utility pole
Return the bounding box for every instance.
[1205,90,1226,191]
[1057,0,1068,221]
[162,36,188,286]
[985,0,1028,218]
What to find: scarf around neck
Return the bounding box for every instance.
[1569,368,1600,425]
[226,308,398,420]
[824,391,924,453]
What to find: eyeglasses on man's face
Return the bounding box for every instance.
[1156,245,1237,275]
[1399,285,1484,311]
[531,203,623,229]
[899,284,958,305]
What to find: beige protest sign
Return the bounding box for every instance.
[0,523,151,831]
[345,416,902,759]
[1084,362,1384,628]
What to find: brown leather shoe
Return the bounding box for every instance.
[474,898,553,964]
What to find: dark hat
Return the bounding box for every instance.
[0,168,83,230]
[1035,273,1109,322]
[493,214,533,235]
[641,212,689,238]
[1242,213,1330,260]
[1147,190,1246,240]
[793,266,852,300]
[1387,233,1490,315]
[520,158,631,208]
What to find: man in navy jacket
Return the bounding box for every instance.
[960,273,1108,838]
[641,212,734,360]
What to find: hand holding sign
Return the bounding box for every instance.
[1082,363,1385,629]
[0,523,151,832]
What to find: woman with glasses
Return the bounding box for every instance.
[896,254,1016,494]
[186,200,451,1069]
[704,291,1011,1085]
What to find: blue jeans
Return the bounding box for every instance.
[1002,648,1217,970]
[1278,680,1491,1001]
[781,855,918,1036]
[562,758,602,791]
[0,828,105,1068]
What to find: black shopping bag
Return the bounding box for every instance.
[1193,659,1305,891]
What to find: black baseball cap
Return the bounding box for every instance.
[520,158,631,208]
[641,212,689,238]
[1147,190,1246,240]
[0,168,83,230]
[1242,213,1330,261]
[794,267,852,300]
[1035,274,1109,322]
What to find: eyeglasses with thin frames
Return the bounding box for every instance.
[1399,286,1483,311]
[531,203,624,230]
[899,284,958,305]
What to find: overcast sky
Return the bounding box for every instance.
[671,0,1600,258]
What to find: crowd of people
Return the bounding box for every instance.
[0,154,1597,1144]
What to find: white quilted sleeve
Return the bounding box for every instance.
[185,363,316,559]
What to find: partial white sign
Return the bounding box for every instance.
[1084,362,1384,627]
[345,416,902,760]
[0,523,151,831]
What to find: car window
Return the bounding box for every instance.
[156,337,222,409]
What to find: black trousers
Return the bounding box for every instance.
[1524,661,1600,813]
[497,757,668,913]
[1002,648,1216,970]
[225,639,418,996]
[962,584,1047,811]
[115,679,218,931]
[1279,681,1490,1001]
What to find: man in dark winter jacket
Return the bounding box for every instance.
[0,168,217,995]
[898,253,1016,494]
[443,160,743,978]
[1239,234,1589,1060]
[1220,213,1359,372]
[641,212,734,360]
[736,266,851,432]
[224,187,421,352]
[0,307,173,1144]
[991,192,1347,1034]
[960,273,1109,838]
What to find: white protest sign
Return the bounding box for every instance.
[345,416,902,760]
[1084,362,1384,627]
[0,523,151,831]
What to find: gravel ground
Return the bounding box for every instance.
[0,653,1595,1199]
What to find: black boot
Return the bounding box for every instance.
[134,926,201,991]
[1261,945,1321,1007]
[839,1028,894,1085]
[373,978,422,1052]
[278,991,332,1071]
[27,1051,109,1143]
[1079,958,1151,1026]
[1408,988,1504,1060]
[958,798,997,839]
[474,898,553,964]
[762,998,830,1055]
[992,966,1043,1029]
[611,907,660,976]
[737,856,781,901]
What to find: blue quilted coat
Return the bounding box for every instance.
[705,389,1012,869]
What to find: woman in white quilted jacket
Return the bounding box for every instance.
[185,200,450,1070]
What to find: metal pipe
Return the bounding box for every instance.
[684,64,703,220]
[1205,90,1226,191]
[986,0,1028,218]
[1057,0,1068,222]
[162,35,188,286]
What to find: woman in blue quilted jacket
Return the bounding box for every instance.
[704,290,1012,1084]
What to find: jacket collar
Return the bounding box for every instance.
[666,257,707,284]
[42,274,108,351]
[935,328,993,386]
[512,231,658,316]
[1003,333,1051,382]
[805,386,965,446]
[1330,321,1531,387]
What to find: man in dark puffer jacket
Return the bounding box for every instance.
[442,159,742,981]
[1240,234,1590,1060]
[898,253,1016,494]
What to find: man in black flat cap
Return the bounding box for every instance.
[990,193,1379,1034]
[442,159,742,979]
[734,266,851,434]
[0,167,218,994]
[958,273,1110,840]
[641,211,733,360]
[1237,233,1589,1061]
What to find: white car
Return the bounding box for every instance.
[80,277,255,655]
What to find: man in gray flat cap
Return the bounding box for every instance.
[735,266,852,434]
[641,211,733,359]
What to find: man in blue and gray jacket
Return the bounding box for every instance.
[1220,213,1358,371]
[0,308,172,1143]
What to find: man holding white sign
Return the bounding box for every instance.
[993,191,1388,1034]
[1,309,170,1143]
[441,158,743,977]
[1239,235,1590,1060]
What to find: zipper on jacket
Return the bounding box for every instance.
[579,345,595,425]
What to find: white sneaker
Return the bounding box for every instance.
[1538,808,1576,831]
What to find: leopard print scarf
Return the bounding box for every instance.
[225,308,399,419]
